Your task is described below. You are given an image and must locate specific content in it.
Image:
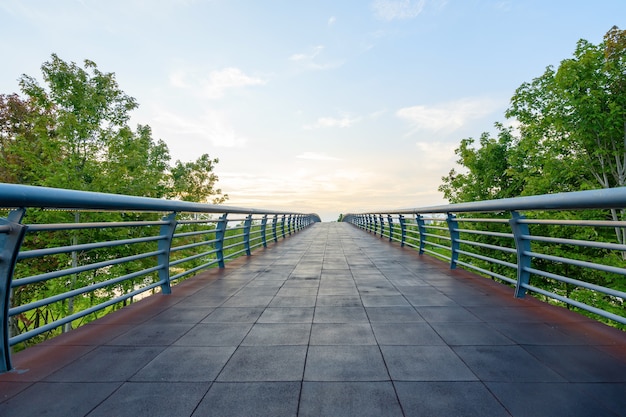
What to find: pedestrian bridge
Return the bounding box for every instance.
[0,184,625,416]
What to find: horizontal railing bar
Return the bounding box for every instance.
[9,280,165,345]
[11,250,163,287]
[173,229,216,239]
[170,259,220,281]
[524,267,626,299]
[455,260,517,285]
[456,239,517,254]
[9,265,163,316]
[456,229,513,239]
[521,234,626,251]
[26,220,167,232]
[171,240,216,253]
[525,251,626,276]
[456,249,517,269]
[0,183,317,217]
[521,283,626,325]
[519,219,626,227]
[170,249,218,266]
[17,235,165,260]
[456,218,510,224]
[358,187,626,214]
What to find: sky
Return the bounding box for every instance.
[1,0,626,221]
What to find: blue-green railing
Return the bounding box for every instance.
[343,187,626,327]
[0,183,320,372]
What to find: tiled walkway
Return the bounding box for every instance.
[1,222,626,416]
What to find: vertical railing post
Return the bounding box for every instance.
[416,214,426,254]
[0,208,26,373]
[281,215,286,239]
[157,212,178,295]
[287,215,293,235]
[387,214,394,242]
[215,213,228,268]
[261,215,268,248]
[272,215,278,242]
[446,213,460,269]
[243,214,253,256]
[399,215,406,247]
[379,214,385,237]
[510,211,532,298]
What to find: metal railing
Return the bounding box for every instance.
[343,188,626,327]
[0,183,320,372]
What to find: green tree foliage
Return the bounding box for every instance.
[508,26,626,193]
[439,123,523,203]
[439,27,626,327]
[1,53,227,203]
[1,55,229,344]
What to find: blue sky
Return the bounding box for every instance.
[1,0,625,220]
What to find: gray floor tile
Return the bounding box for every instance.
[316,295,362,307]
[310,323,376,345]
[202,307,264,323]
[269,296,316,307]
[44,346,164,382]
[395,381,510,417]
[258,307,314,323]
[429,322,515,345]
[453,345,566,382]
[193,382,300,417]
[524,345,626,382]
[573,382,626,415]
[372,322,445,345]
[365,306,424,322]
[361,295,410,307]
[416,306,481,322]
[0,382,120,417]
[221,295,274,307]
[486,382,616,417]
[304,345,389,381]
[107,323,192,346]
[217,346,307,381]
[174,323,252,346]
[88,382,209,417]
[299,382,403,417]
[149,306,215,324]
[131,346,235,381]
[381,345,477,381]
[242,323,311,345]
[313,306,369,323]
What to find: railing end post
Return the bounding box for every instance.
[509,211,531,298]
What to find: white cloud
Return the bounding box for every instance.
[288,45,343,70]
[296,152,342,161]
[150,106,247,150]
[396,97,503,136]
[371,0,426,21]
[289,45,324,62]
[170,67,266,99]
[304,115,361,129]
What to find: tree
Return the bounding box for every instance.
[0,94,57,184]
[18,54,138,190]
[439,123,523,203]
[2,55,229,343]
[169,154,228,203]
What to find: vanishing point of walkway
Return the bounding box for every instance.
[1,223,625,416]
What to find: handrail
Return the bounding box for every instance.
[343,187,626,328]
[0,183,320,372]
